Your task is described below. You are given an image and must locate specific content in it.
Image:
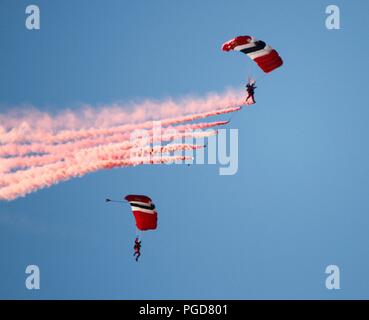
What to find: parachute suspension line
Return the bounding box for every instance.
[136,229,142,240]
[246,66,253,85]
[256,72,268,84]
[248,56,257,84]
[247,63,251,84]
[251,58,255,81]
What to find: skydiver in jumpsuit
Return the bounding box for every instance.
[133,237,142,261]
[246,81,257,104]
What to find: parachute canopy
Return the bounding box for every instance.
[124,195,157,231]
[222,36,283,73]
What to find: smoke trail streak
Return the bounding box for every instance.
[0,90,241,133]
[0,128,218,174]
[0,90,243,200]
[0,97,241,144]
[0,130,217,187]
[0,120,228,158]
[0,155,193,201]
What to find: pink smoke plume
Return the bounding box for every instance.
[0,90,243,200]
[0,130,217,187]
[0,120,229,158]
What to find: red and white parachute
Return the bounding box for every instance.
[124,194,158,231]
[222,35,283,73]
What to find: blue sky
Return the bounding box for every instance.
[1,0,369,299]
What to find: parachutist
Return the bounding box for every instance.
[222,35,283,105]
[124,195,157,261]
[134,237,142,261]
[245,81,257,105]
[107,195,156,261]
